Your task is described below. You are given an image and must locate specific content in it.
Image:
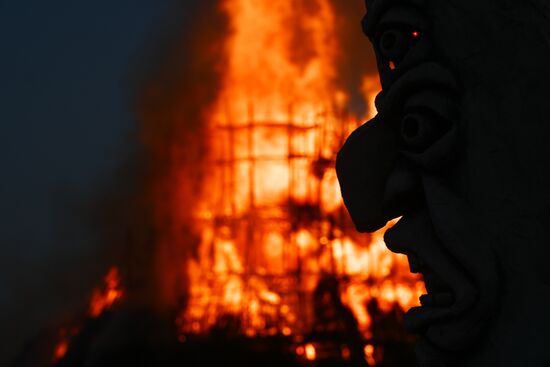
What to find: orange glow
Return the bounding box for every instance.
[89,267,123,317]
[51,267,123,363]
[364,344,376,366]
[305,343,317,361]
[156,0,424,341]
[52,327,78,360]
[52,340,68,362]
[341,345,351,360]
[362,75,380,120]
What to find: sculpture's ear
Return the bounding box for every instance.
[336,116,397,233]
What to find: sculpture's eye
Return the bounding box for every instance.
[377,28,420,70]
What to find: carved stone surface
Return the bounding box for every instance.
[336,1,550,366]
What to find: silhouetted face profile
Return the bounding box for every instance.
[337,0,550,366]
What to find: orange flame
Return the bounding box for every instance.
[52,339,69,363]
[51,267,123,363]
[161,0,424,340]
[305,343,317,361]
[364,344,376,366]
[89,267,123,318]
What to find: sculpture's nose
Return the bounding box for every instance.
[336,116,397,233]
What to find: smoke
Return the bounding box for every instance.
[331,0,379,117]
[128,0,229,309]
[3,0,228,365]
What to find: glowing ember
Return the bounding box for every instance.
[52,339,68,363]
[364,344,376,366]
[341,345,351,360]
[305,343,317,361]
[89,267,123,317]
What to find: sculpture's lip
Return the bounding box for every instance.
[403,256,482,352]
[404,267,458,333]
[384,213,479,347]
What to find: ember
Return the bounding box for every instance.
[52,340,68,363]
[305,343,317,361]
[364,344,376,366]
[89,267,123,318]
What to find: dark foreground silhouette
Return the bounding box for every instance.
[337,0,550,366]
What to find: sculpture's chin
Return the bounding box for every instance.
[406,267,458,330]
[404,267,477,352]
[385,203,499,354]
[403,259,484,352]
[403,259,499,357]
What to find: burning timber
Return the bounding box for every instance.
[179,110,424,341]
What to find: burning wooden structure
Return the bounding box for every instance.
[168,0,424,362]
[178,102,424,341]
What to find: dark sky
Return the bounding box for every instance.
[0,0,178,363]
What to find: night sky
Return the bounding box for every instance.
[0,0,179,363]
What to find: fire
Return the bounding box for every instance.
[52,338,69,363]
[361,75,381,120]
[364,344,376,366]
[51,267,123,363]
[305,343,317,361]
[216,0,338,126]
[160,0,423,342]
[89,266,123,317]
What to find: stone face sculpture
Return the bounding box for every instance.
[336,0,550,366]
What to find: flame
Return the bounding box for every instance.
[51,267,123,363]
[158,0,424,341]
[52,338,69,363]
[361,75,380,120]
[364,344,376,366]
[305,343,317,361]
[216,0,339,126]
[89,267,123,317]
